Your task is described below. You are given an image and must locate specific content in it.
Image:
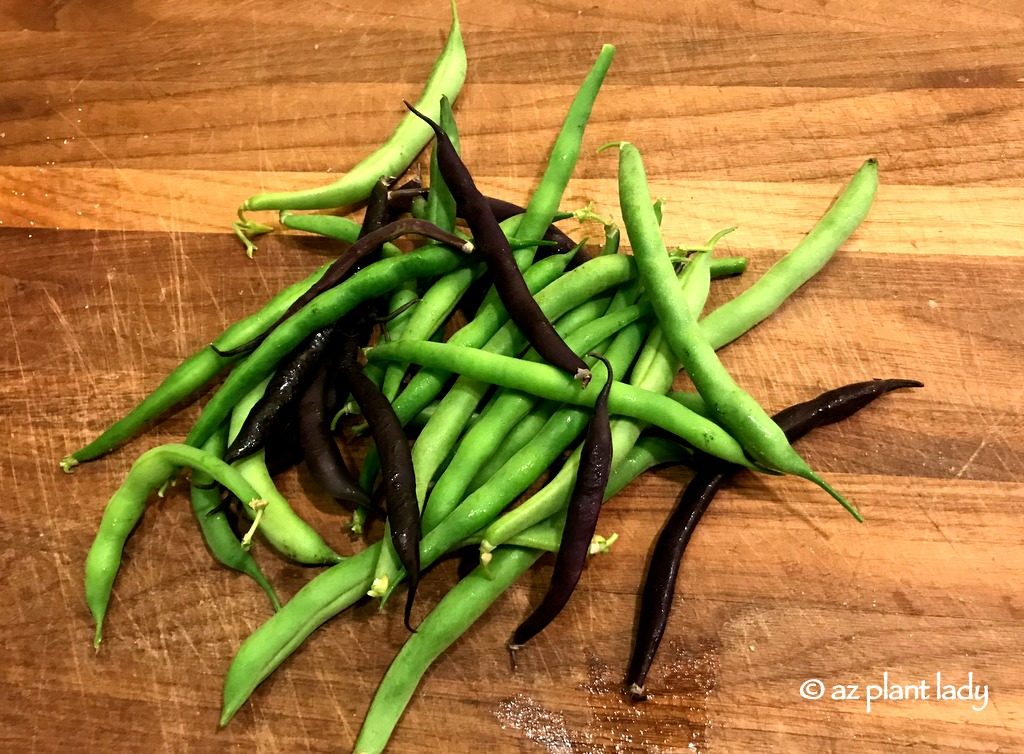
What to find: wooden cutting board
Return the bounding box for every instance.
[2,1,1022,752]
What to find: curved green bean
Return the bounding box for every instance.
[219,421,678,724]
[190,426,281,611]
[512,44,615,247]
[234,0,466,253]
[61,259,336,471]
[355,436,685,752]
[615,142,860,519]
[372,314,652,600]
[465,407,551,493]
[86,444,268,649]
[369,254,637,596]
[365,340,751,467]
[700,159,878,349]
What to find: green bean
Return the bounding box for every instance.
[424,95,461,234]
[366,340,751,467]
[379,229,420,381]
[614,142,860,519]
[221,542,383,727]
[227,378,341,565]
[353,547,540,754]
[456,526,558,554]
[511,44,615,249]
[233,1,466,254]
[422,297,627,531]
[679,249,713,317]
[184,245,470,452]
[372,314,652,600]
[603,434,693,498]
[369,255,638,596]
[219,425,684,725]
[602,222,621,255]
[60,259,336,471]
[409,194,429,220]
[700,159,878,349]
[411,254,635,505]
[278,213,405,257]
[85,444,270,649]
[465,407,551,493]
[190,426,281,611]
[406,402,480,431]
[357,247,577,491]
[669,390,712,418]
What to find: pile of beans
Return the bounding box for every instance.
[64,5,921,751]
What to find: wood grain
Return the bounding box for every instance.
[2,1,1022,752]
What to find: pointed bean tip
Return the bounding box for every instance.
[218,706,236,729]
[60,456,78,473]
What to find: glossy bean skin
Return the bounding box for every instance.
[339,327,422,631]
[509,356,614,651]
[224,326,342,463]
[626,379,922,698]
[297,362,371,509]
